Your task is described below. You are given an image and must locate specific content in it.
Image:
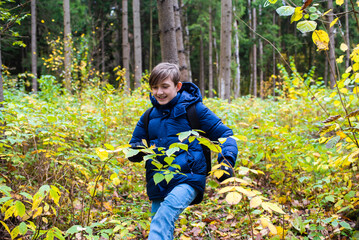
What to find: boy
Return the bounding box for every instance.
[128,62,238,239]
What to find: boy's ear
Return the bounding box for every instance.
[176,82,182,91]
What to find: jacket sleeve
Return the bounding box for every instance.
[128,114,148,162]
[195,102,238,167]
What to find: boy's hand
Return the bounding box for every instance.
[216,165,233,182]
[128,142,147,162]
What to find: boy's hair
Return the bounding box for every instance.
[149,62,180,88]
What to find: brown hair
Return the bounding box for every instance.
[149,62,180,88]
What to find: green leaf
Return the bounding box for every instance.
[169,142,188,151]
[166,147,179,157]
[153,173,165,185]
[38,185,51,196]
[339,221,352,229]
[276,6,295,16]
[164,156,174,166]
[14,200,26,217]
[11,225,20,239]
[47,116,57,123]
[165,173,174,184]
[325,195,335,203]
[0,185,12,197]
[310,13,319,20]
[19,222,27,235]
[297,20,317,33]
[325,136,340,149]
[178,131,194,142]
[66,225,84,235]
[53,227,65,240]
[123,148,139,158]
[20,192,33,200]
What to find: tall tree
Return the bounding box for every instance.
[133,0,142,88]
[199,30,205,95]
[174,0,188,82]
[157,0,178,64]
[63,0,72,92]
[122,0,130,90]
[345,0,350,69]
[219,0,232,100]
[252,2,257,97]
[328,0,336,88]
[208,2,214,97]
[31,0,37,93]
[233,8,240,98]
[259,4,263,99]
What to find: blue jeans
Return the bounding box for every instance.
[148,183,198,240]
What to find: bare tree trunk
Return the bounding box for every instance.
[233,12,240,98]
[31,0,37,93]
[150,0,153,70]
[157,0,178,64]
[181,1,192,82]
[101,20,106,81]
[0,38,3,106]
[213,25,219,93]
[133,0,142,88]
[272,13,276,97]
[248,0,252,95]
[219,0,232,100]
[252,4,257,97]
[63,0,72,92]
[199,31,205,95]
[209,3,214,98]
[122,0,130,91]
[328,0,336,88]
[345,0,350,69]
[174,0,188,82]
[259,4,263,99]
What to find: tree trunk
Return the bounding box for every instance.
[122,0,130,91]
[31,0,37,93]
[199,31,205,95]
[219,0,232,100]
[252,4,257,97]
[213,25,219,90]
[234,14,240,98]
[259,4,263,99]
[63,0,72,92]
[272,14,276,97]
[248,0,252,95]
[157,0,178,64]
[345,0,350,69]
[149,0,153,70]
[174,0,188,82]
[209,3,214,98]
[133,0,142,88]
[101,20,106,81]
[328,0,336,88]
[0,38,3,106]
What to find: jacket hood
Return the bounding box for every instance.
[150,82,202,117]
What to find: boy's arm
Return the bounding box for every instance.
[195,102,238,168]
[128,115,148,162]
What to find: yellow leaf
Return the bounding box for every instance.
[353,86,359,94]
[336,0,344,6]
[235,186,256,197]
[312,30,329,51]
[232,135,248,141]
[340,43,348,52]
[336,55,344,64]
[33,207,43,218]
[340,88,348,94]
[214,169,225,179]
[330,17,339,28]
[225,192,242,205]
[345,66,352,73]
[180,236,192,240]
[336,131,347,139]
[334,100,341,107]
[260,218,278,235]
[313,152,321,158]
[218,186,236,194]
[323,9,332,16]
[250,196,262,208]
[353,62,359,72]
[291,7,303,23]
[96,148,108,161]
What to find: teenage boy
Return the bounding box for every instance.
[128,62,238,239]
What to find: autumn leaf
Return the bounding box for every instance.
[312,30,329,51]
[260,218,278,235]
[250,196,262,208]
[291,7,303,23]
[225,192,242,205]
[340,43,348,52]
[96,148,108,161]
[330,17,339,28]
[336,0,344,6]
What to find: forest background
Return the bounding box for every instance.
[0,0,359,239]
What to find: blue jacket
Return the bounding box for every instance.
[129,82,238,204]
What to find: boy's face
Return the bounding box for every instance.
[151,78,182,105]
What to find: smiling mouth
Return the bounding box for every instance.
[157,96,167,100]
